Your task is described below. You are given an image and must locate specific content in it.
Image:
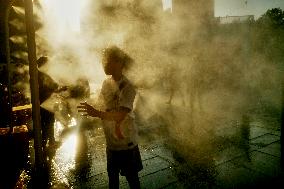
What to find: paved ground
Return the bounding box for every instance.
[46,104,283,189]
[213,118,283,189]
[5,95,283,189]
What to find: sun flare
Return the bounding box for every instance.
[40,0,88,33]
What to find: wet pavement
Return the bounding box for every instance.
[48,125,180,189]
[44,103,283,189]
[4,99,284,189]
[213,120,283,189]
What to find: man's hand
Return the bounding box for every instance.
[77,102,101,118]
[54,86,69,93]
[59,86,68,91]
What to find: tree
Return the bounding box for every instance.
[254,8,284,66]
[257,8,284,28]
[255,7,284,170]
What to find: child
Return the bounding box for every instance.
[77,46,143,189]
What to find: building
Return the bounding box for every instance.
[217,15,254,24]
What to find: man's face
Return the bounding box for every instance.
[103,57,123,75]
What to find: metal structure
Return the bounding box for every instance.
[23,0,44,175]
[0,0,44,182]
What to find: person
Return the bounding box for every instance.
[37,56,67,151]
[77,46,143,189]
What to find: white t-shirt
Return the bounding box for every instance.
[99,75,138,150]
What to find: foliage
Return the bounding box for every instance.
[253,8,284,68]
[257,8,284,28]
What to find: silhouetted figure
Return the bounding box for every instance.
[37,56,67,152]
[78,46,143,189]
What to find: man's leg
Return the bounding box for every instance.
[46,112,55,145]
[40,108,47,147]
[49,115,55,144]
[126,172,141,189]
[108,171,119,189]
[107,149,120,189]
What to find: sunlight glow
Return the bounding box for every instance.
[162,0,172,12]
[69,117,77,127]
[41,0,87,33]
[54,120,64,140]
[56,133,77,171]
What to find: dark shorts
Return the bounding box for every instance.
[107,145,143,176]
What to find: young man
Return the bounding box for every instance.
[77,46,143,189]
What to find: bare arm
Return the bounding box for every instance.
[77,102,130,122]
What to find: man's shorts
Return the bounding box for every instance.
[106,145,143,176]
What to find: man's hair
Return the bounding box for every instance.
[102,46,133,68]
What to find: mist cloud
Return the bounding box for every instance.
[35,0,281,161]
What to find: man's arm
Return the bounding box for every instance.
[54,85,68,93]
[77,102,130,122]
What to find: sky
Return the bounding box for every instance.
[215,0,284,18]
